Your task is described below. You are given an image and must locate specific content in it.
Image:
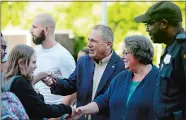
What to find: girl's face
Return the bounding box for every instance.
[25,53,37,80]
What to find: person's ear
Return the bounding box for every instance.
[45,26,49,34]
[106,41,112,49]
[18,59,25,71]
[160,19,168,29]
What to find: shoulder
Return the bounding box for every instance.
[107,51,124,67]
[111,51,122,61]
[76,55,92,68]
[115,70,129,78]
[9,76,32,93]
[55,43,75,62]
[56,44,74,57]
[56,43,70,53]
[150,65,158,78]
[176,33,186,43]
[176,33,186,52]
[111,51,125,68]
[112,70,130,84]
[77,55,90,63]
[152,65,158,72]
[12,76,31,87]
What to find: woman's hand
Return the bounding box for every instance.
[32,71,49,85]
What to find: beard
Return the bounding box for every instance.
[150,29,167,44]
[32,30,46,45]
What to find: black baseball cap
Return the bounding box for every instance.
[134,1,182,23]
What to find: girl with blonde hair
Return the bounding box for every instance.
[4,44,74,120]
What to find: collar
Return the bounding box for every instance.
[92,51,113,65]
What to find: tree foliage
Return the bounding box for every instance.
[1,1,28,29]
[1,1,185,65]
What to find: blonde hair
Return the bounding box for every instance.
[4,44,35,81]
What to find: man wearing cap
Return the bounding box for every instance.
[134,1,186,120]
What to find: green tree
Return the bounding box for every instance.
[2,1,185,65]
[1,1,28,29]
[107,1,185,65]
[53,2,101,57]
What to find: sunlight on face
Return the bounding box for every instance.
[26,53,37,81]
[122,43,138,71]
[87,29,107,60]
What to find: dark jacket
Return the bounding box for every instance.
[51,51,125,120]
[94,65,158,120]
[11,76,72,120]
[154,32,186,119]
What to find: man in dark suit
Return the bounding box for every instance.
[43,25,125,120]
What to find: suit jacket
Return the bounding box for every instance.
[51,51,125,120]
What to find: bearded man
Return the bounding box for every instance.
[30,14,76,116]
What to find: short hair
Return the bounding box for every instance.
[93,25,114,42]
[124,35,154,65]
[35,13,56,34]
[5,44,35,81]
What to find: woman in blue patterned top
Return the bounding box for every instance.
[70,35,158,120]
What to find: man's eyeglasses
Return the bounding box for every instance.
[1,44,7,50]
[123,51,132,56]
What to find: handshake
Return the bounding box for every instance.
[34,71,58,87]
[64,106,85,120]
[42,72,58,87]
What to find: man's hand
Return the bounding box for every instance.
[42,72,57,87]
[63,105,77,120]
[65,107,83,120]
[73,107,83,120]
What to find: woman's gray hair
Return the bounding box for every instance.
[124,35,154,65]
